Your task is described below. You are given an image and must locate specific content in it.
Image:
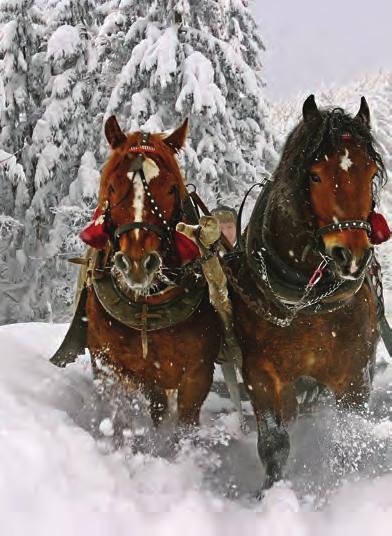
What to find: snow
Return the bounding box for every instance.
[141,26,178,88]
[176,52,226,116]
[0,20,17,54]
[0,149,27,183]
[47,25,83,61]
[0,321,391,528]
[33,143,60,188]
[68,151,100,203]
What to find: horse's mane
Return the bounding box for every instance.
[274,107,387,200]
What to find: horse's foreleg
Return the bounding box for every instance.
[177,361,214,428]
[143,383,169,427]
[244,368,290,492]
[280,382,299,423]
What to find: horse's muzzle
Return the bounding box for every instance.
[329,245,372,280]
[113,251,162,291]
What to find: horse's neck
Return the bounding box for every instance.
[258,180,319,275]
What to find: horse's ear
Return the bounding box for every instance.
[163,118,189,153]
[105,116,127,149]
[302,94,321,122]
[355,97,370,128]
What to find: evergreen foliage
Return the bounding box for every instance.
[0,0,275,323]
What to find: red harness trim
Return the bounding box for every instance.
[79,206,111,250]
[174,231,200,263]
[128,146,157,153]
[368,211,391,245]
[79,205,200,263]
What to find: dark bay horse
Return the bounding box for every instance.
[230,95,387,491]
[83,117,220,427]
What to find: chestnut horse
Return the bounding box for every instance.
[230,95,387,492]
[83,117,220,427]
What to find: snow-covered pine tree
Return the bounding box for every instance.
[0,0,46,155]
[0,0,44,321]
[103,0,277,207]
[0,1,99,322]
[17,0,101,320]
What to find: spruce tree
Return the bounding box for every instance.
[0,0,45,154]
[21,1,100,320]
[103,0,277,206]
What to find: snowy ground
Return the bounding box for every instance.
[0,268,391,532]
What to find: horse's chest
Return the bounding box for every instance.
[86,290,218,388]
[234,286,378,382]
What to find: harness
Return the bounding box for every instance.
[227,178,373,327]
[85,132,210,356]
[111,133,182,256]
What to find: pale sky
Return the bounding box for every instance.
[252,0,392,99]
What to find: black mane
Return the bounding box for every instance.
[274,107,387,200]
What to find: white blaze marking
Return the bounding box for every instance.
[350,258,358,274]
[340,148,353,172]
[127,158,160,239]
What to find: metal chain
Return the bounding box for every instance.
[253,250,344,312]
[224,261,292,327]
[224,248,346,328]
[251,249,345,323]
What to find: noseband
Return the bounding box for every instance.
[315,220,372,239]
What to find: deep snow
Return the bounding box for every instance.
[0,308,391,532]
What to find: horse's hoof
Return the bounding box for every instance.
[256,466,285,500]
[256,486,270,502]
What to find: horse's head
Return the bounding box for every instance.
[302,95,385,280]
[99,116,188,295]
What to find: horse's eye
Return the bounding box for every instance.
[310,173,321,183]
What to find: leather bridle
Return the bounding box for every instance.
[229,167,374,324]
[315,219,371,239]
[107,132,182,256]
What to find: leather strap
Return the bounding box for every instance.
[115,222,169,241]
[316,220,371,237]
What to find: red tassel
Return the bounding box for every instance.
[368,211,391,245]
[79,206,110,250]
[174,230,200,263]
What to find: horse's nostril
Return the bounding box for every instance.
[114,252,130,273]
[331,246,352,267]
[144,252,161,274]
